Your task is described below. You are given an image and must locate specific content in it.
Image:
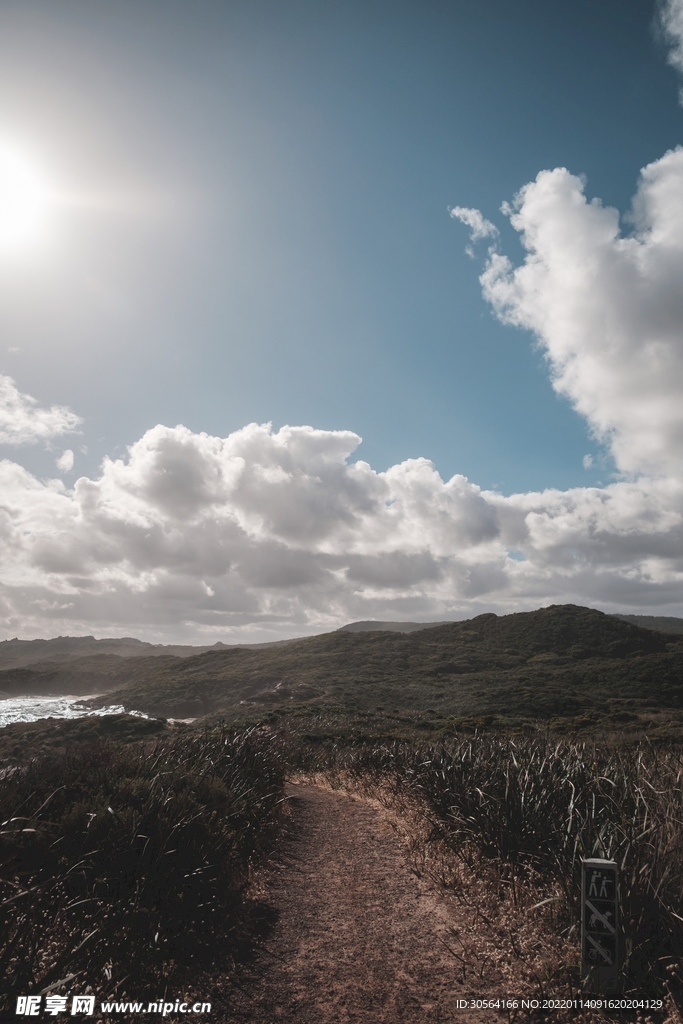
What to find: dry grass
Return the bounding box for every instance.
[0,726,286,1012]
[294,734,683,1022]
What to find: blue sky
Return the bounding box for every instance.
[2,0,683,640]
[0,0,678,490]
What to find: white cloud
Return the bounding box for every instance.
[6,145,683,639]
[56,449,74,472]
[0,375,82,446]
[660,0,683,85]
[450,206,499,242]
[1,413,683,642]
[480,147,683,475]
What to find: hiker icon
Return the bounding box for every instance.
[588,871,613,899]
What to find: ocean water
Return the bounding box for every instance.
[0,696,147,728]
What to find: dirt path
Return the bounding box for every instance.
[223,782,498,1023]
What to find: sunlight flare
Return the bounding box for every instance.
[0,141,52,253]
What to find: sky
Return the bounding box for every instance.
[2,0,683,641]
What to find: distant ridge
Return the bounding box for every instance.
[613,614,683,635]
[0,634,298,672]
[85,604,683,725]
[6,607,683,714]
[4,610,682,673]
[343,614,683,637]
[339,620,453,633]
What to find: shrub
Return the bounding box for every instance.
[0,726,285,1007]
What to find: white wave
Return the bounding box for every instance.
[0,696,148,728]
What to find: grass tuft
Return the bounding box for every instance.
[0,725,285,1009]
[292,733,683,1007]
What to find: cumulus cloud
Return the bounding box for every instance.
[6,143,683,638]
[479,147,683,476]
[660,0,683,83]
[0,375,82,446]
[56,449,74,472]
[1,412,683,642]
[450,206,499,242]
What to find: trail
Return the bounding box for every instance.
[223,782,498,1023]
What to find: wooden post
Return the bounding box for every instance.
[581,857,619,993]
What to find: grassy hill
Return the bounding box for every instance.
[0,635,214,670]
[87,605,683,735]
[0,654,183,697]
[0,633,301,672]
[338,619,452,633]
[345,613,683,635]
[614,613,683,635]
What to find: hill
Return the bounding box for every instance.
[0,633,301,673]
[0,637,213,698]
[344,614,683,635]
[0,635,230,671]
[614,613,683,635]
[0,654,183,697]
[88,605,683,733]
[339,620,452,633]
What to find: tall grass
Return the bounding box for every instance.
[295,734,683,1004]
[0,726,285,1008]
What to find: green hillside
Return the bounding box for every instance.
[88,605,683,733]
[0,654,182,697]
[0,633,296,672]
[614,613,683,635]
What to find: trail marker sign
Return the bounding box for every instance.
[581,858,619,993]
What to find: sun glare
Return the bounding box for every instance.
[0,143,51,253]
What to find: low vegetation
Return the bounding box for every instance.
[0,726,286,1011]
[3,716,683,1013]
[0,654,183,699]
[615,614,683,635]
[85,606,683,736]
[3,605,683,1014]
[0,713,173,765]
[293,733,683,1009]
